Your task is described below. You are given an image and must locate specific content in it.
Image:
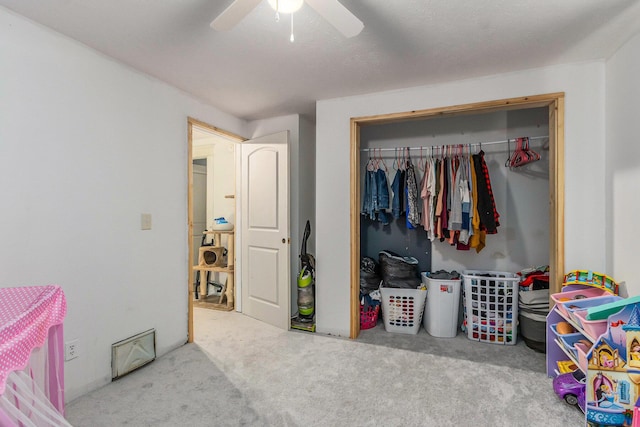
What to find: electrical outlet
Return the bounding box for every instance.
[65,339,79,361]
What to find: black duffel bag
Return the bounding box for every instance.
[379,250,421,289]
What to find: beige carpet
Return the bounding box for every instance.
[65,308,582,426]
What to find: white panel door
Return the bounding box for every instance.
[241,131,290,330]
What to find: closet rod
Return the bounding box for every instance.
[360,135,549,152]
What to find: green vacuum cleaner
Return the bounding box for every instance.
[291,220,316,332]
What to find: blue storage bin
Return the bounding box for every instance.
[559,295,622,322]
[559,333,584,359]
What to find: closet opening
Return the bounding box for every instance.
[349,93,565,339]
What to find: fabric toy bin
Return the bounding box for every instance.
[462,270,519,345]
[380,286,427,334]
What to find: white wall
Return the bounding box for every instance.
[316,62,607,337]
[0,8,247,401]
[606,32,640,297]
[298,116,316,261]
[211,141,236,226]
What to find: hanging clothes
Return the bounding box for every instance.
[361,167,375,219]
[391,168,405,219]
[364,142,502,254]
[376,168,391,225]
[469,161,486,252]
[405,159,420,228]
[361,160,391,225]
[472,150,500,234]
[434,158,445,239]
[420,157,436,242]
[458,157,471,245]
[440,158,449,241]
[450,156,463,231]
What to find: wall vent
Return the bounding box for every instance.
[111,329,156,380]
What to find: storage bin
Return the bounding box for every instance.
[422,273,462,338]
[380,286,427,335]
[565,296,622,322]
[519,311,547,352]
[550,287,610,309]
[518,288,550,352]
[462,270,519,345]
[558,332,583,359]
[572,310,607,340]
[559,295,622,323]
[556,360,578,374]
[360,304,380,330]
[550,323,577,337]
[575,341,591,372]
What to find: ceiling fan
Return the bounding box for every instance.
[210,0,364,39]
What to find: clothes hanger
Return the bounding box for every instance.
[526,137,541,161]
[505,139,513,167]
[366,151,375,171]
[401,147,407,170]
[377,148,388,173]
[418,146,427,171]
[509,137,540,168]
[392,147,399,170]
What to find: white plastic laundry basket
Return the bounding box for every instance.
[462,270,519,345]
[380,286,427,335]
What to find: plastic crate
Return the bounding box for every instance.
[462,270,519,345]
[380,286,427,334]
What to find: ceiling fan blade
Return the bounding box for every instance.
[305,0,364,38]
[210,0,262,31]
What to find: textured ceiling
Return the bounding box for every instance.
[2,0,640,120]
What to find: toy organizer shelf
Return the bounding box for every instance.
[547,288,640,426]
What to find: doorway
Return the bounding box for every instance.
[348,93,565,338]
[187,117,245,343]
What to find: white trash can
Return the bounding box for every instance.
[422,273,462,338]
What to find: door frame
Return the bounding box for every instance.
[187,117,245,343]
[349,93,565,339]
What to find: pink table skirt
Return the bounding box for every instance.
[0,285,67,414]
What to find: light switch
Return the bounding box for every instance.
[141,213,152,230]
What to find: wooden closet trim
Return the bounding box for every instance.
[349,93,565,339]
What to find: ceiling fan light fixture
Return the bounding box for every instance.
[268,0,304,14]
